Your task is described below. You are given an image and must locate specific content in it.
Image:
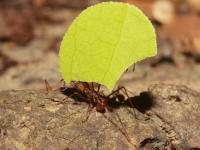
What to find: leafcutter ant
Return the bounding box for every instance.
[61,81,135,113]
[44,63,137,115]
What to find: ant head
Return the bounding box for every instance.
[96,102,107,113]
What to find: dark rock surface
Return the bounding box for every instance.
[0,84,199,150]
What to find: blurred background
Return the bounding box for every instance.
[0,0,200,93]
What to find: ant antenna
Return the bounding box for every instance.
[44,79,52,92]
[97,84,101,93]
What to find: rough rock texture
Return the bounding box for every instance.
[0,84,199,150]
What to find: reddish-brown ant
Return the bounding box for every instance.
[44,64,136,110]
[44,67,137,115]
[60,81,135,113]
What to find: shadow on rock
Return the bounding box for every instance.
[61,87,89,103]
[61,87,155,113]
[129,92,155,113]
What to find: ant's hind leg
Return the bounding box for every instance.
[113,86,140,119]
[82,99,94,123]
[81,86,95,122]
[118,87,136,109]
[102,113,136,148]
[119,87,149,121]
[117,86,135,97]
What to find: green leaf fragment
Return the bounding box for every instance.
[59,2,157,90]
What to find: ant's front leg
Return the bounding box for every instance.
[108,86,140,119]
[117,86,149,121]
[116,86,135,106]
[107,86,133,100]
[44,80,53,92]
[107,87,122,98]
[82,100,94,123]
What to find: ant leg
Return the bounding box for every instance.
[91,82,95,92]
[97,84,101,93]
[102,113,136,148]
[89,82,95,102]
[87,82,95,94]
[82,93,97,122]
[117,86,131,99]
[119,87,149,121]
[106,86,132,99]
[132,64,135,72]
[90,83,102,93]
[118,86,135,96]
[107,86,138,119]
[115,112,136,146]
[117,86,138,119]
[107,87,122,98]
[82,102,94,123]
[44,80,53,92]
